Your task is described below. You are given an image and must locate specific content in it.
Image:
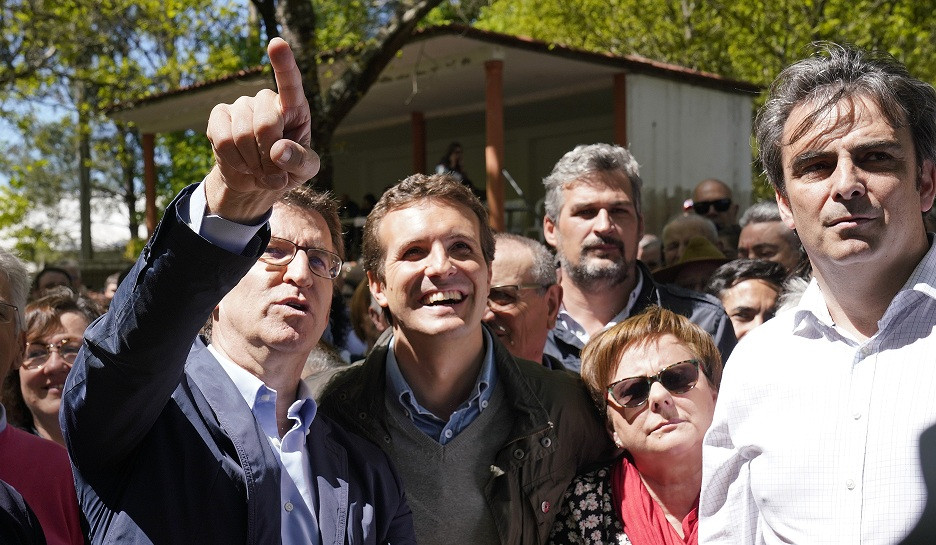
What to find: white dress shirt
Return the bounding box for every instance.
[700,241,936,545]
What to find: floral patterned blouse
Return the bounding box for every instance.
[548,464,632,545]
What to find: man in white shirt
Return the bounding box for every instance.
[700,44,936,544]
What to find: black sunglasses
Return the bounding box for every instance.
[692,198,732,215]
[607,359,700,408]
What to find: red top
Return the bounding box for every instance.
[0,421,85,545]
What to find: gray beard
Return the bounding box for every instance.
[558,251,630,292]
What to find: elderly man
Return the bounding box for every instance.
[661,214,720,266]
[705,259,786,340]
[541,143,736,372]
[737,200,803,272]
[637,233,663,270]
[317,174,611,545]
[62,39,413,544]
[482,232,563,367]
[701,44,936,544]
[0,249,84,545]
[692,178,739,231]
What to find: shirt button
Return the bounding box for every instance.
[541,501,550,513]
[513,448,525,460]
[284,501,294,512]
[444,429,453,439]
[846,479,855,490]
[481,400,489,409]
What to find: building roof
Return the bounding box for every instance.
[108,24,760,134]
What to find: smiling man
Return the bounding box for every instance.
[61,39,413,544]
[701,44,936,544]
[316,174,611,545]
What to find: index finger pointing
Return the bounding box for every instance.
[267,37,306,112]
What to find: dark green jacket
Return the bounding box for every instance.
[316,327,614,545]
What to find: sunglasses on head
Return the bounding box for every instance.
[607,359,701,408]
[692,198,732,215]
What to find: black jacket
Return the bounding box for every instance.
[544,262,737,372]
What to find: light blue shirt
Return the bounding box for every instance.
[211,346,320,545]
[385,328,497,444]
[182,182,320,544]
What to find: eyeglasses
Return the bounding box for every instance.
[259,237,343,280]
[22,338,82,371]
[487,283,548,310]
[607,359,700,408]
[0,301,18,325]
[692,198,732,215]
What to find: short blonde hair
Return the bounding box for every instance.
[580,306,722,417]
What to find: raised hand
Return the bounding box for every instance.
[204,37,320,223]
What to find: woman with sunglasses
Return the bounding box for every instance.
[2,286,101,446]
[549,306,722,545]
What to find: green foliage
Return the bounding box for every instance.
[0,0,256,262]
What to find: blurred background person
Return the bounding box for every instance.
[737,200,803,273]
[349,277,389,357]
[435,141,483,200]
[29,267,72,301]
[550,306,721,544]
[638,234,663,271]
[661,215,719,267]
[482,233,563,367]
[653,237,729,293]
[706,259,786,341]
[690,178,738,232]
[3,286,101,446]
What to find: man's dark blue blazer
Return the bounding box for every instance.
[61,185,415,544]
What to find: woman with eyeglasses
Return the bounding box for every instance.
[549,306,722,545]
[2,286,101,446]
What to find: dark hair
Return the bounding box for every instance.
[756,43,936,197]
[280,185,345,262]
[360,173,495,279]
[30,266,73,299]
[705,259,788,298]
[439,141,463,168]
[3,286,102,432]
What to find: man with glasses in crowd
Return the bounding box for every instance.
[317,173,611,545]
[691,178,739,232]
[61,38,414,544]
[541,143,736,372]
[701,44,936,544]
[482,232,564,368]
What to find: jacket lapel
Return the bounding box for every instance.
[185,340,282,545]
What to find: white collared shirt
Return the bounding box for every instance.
[211,345,320,545]
[700,241,936,545]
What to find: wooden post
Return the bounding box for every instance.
[485,59,505,232]
[143,133,157,237]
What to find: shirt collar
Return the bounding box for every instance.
[209,343,317,428]
[792,236,936,338]
[556,268,644,343]
[385,328,497,420]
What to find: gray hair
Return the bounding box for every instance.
[739,200,782,227]
[0,248,30,331]
[542,143,643,222]
[494,232,557,287]
[756,43,936,197]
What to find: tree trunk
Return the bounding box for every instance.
[75,83,93,261]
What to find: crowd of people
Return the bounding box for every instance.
[1,37,935,545]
